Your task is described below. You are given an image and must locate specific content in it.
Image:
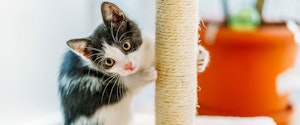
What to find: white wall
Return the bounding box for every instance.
[0,0,156,124]
[0,0,97,124]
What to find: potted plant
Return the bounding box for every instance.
[197,1,298,125]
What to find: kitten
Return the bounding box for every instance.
[58,2,156,125]
[58,2,209,125]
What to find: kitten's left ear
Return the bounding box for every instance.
[101,2,126,28]
[67,39,92,58]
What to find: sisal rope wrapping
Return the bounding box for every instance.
[155,0,199,125]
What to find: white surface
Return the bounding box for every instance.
[19,111,279,125]
[133,112,277,125]
[21,104,300,125]
[196,116,276,125]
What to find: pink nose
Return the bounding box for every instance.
[124,62,133,71]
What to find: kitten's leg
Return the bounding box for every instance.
[197,45,210,72]
[72,116,97,125]
[125,67,157,95]
[140,66,157,83]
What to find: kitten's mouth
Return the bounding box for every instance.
[121,68,137,76]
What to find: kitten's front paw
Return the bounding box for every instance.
[141,67,157,83]
[197,45,210,72]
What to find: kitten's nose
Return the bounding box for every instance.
[124,62,133,71]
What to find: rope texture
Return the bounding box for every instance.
[155,0,199,125]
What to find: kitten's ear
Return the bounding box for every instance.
[101,2,126,28]
[67,39,92,58]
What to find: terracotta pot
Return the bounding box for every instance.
[197,25,297,125]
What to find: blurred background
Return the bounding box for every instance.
[0,0,299,125]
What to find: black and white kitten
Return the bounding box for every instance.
[58,2,209,125]
[59,2,156,125]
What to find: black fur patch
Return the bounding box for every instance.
[58,2,142,124]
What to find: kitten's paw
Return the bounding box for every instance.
[72,116,96,125]
[141,67,157,83]
[197,45,210,72]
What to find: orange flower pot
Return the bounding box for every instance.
[197,25,298,125]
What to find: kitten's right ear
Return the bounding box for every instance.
[101,2,126,28]
[67,39,92,58]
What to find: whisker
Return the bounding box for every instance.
[108,76,118,104]
[115,75,121,101]
[87,53,104,58]
[115,22,124,42]
[117,76,123,98]
[85,47,102,53]
[118,37,133,43]
[118,30,134,43]
[120,76,124,98]
[102,73,114,83]
[101,80,111,103]
[107,75,115,100]
[116,78,119,101]
[121,79,125,98]
[99,73,107,83]
[86,57,105,89]
[119,83,122,100]
[96,58,106,69]
[87,69,91,84]
[91,56,103,66]
[110,22,117,42]
[101,75,116,103]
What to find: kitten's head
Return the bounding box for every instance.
[67,2,143,76]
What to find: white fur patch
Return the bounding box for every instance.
[71,95,133,125]
[59,75,102,94]
[197,45,210,72]
[102,43,141,76]
[121,34,156,94]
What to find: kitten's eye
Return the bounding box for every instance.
[104,58,115,67]
[122,41,131,51]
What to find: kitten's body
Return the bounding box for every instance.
[59,2,155,125]
[59,37,154,125]
[59,2,209,125]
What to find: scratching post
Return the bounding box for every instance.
[155,0,199,125]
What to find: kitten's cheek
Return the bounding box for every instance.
[132,63,139,71]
